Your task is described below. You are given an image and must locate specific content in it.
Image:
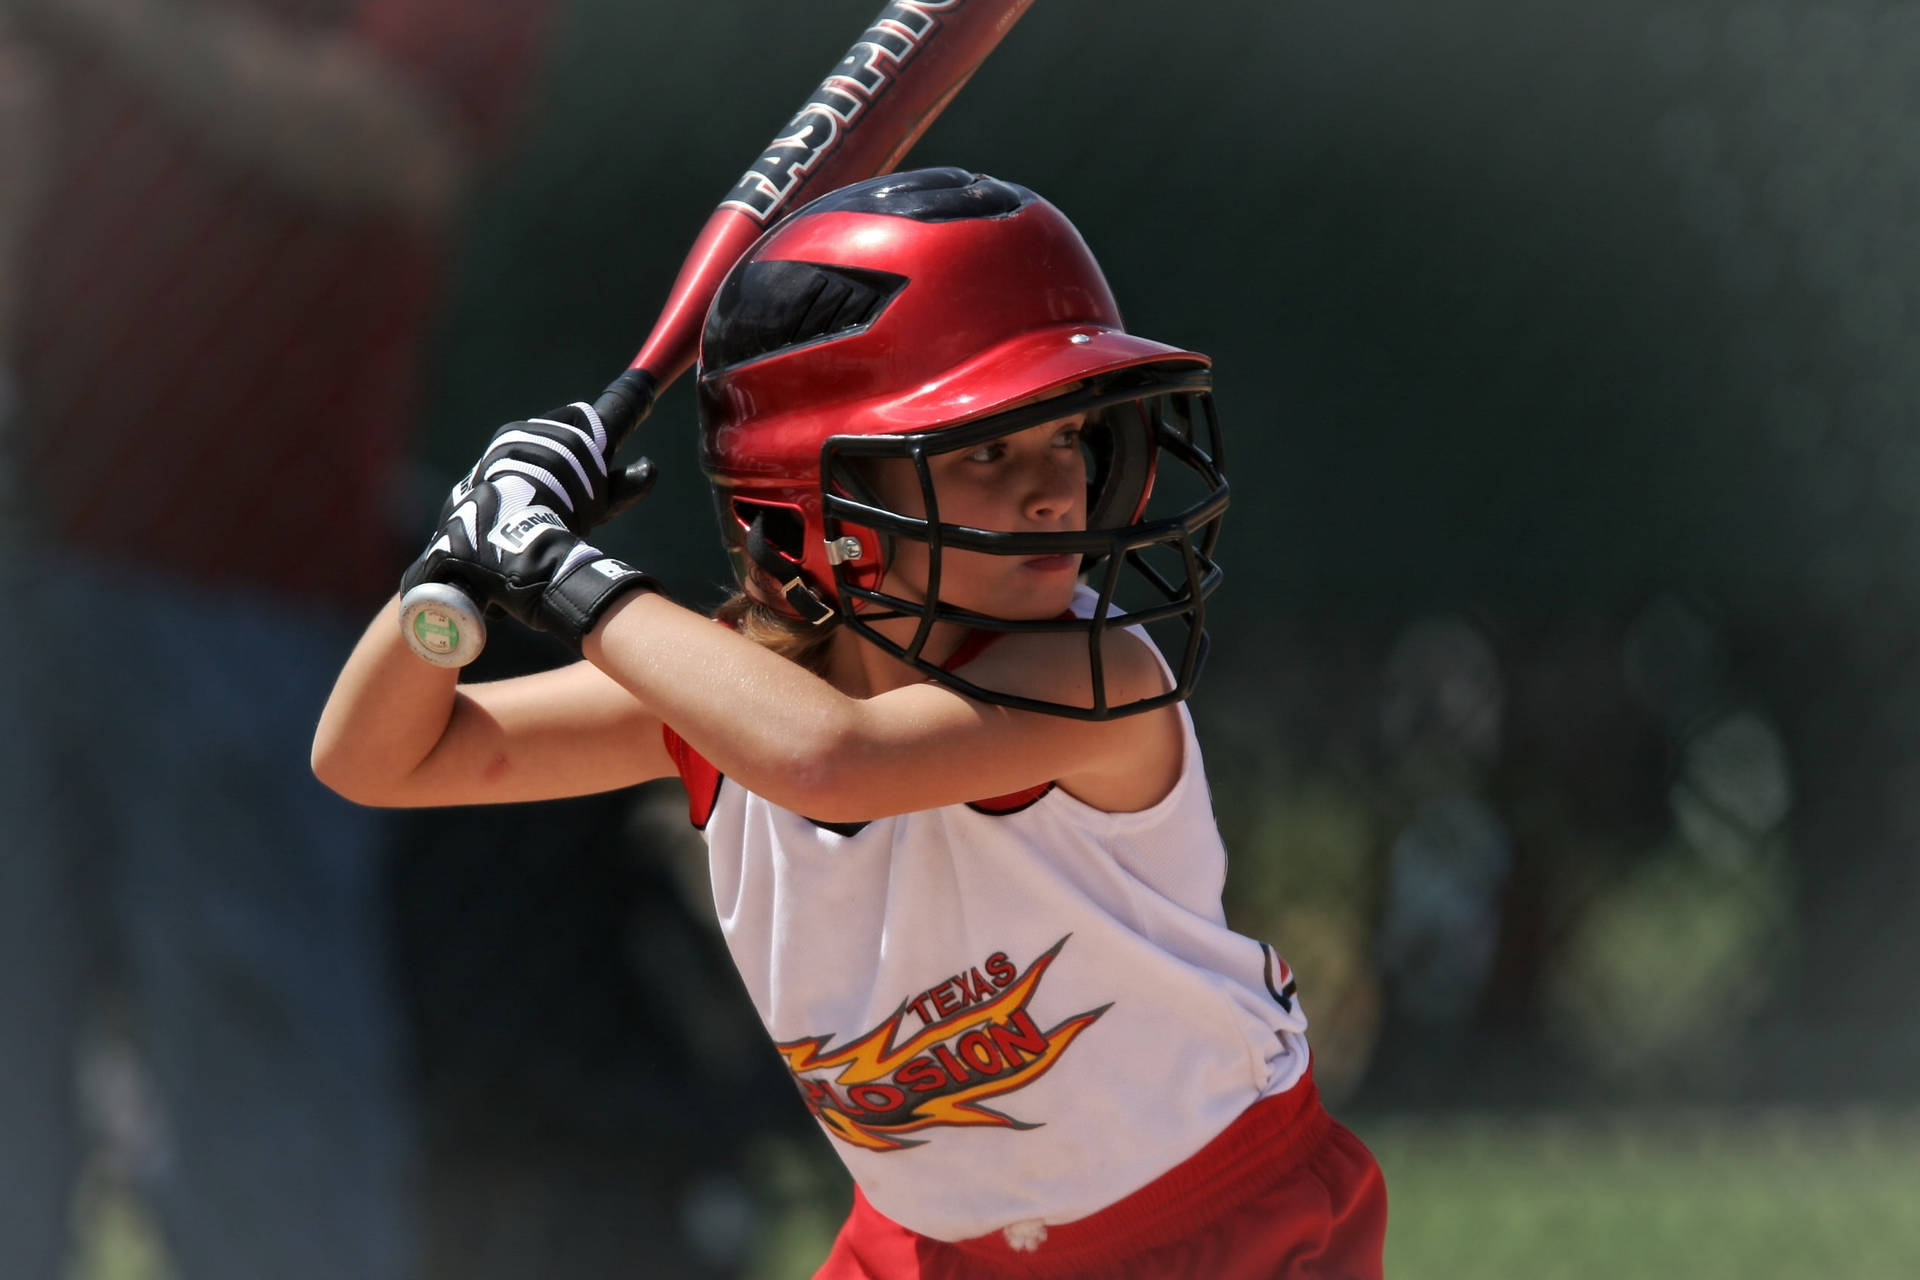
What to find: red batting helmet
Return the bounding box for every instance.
[696,167,1227,718]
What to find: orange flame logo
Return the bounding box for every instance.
[777,937,1108,1152]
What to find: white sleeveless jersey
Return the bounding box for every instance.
[661,634,1311,1242]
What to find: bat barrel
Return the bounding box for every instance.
[625,0,1037,390]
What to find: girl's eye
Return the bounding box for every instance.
[967,442,1006,464]
[1053,424,1083,448]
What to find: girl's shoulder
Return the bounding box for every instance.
[950,623,1173,714]
[953,626,1184,812]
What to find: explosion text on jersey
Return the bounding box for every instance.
[777,937,1107,1152]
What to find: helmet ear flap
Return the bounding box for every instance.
[724,495,885,621]
[731,498,808,562]
[723,497,836,624]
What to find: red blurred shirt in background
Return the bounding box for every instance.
[17,0,554,610]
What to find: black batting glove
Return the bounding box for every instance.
[449,400,657,537]
[399,475,662,650]
[401,396,662,648]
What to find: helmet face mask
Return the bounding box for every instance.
[698,167,1230,719]
[819,370,1226,719]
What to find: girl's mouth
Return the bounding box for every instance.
[1021,554,1081,573]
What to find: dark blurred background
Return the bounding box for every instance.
[5,1,1918,1277]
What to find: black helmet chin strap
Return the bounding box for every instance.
[745,510,837,626]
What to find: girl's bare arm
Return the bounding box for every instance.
[317,579,1177,818]
[312,597,674,809]
[583,592,1182,823]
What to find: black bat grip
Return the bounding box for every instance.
[593,367,660,452]
[398,368,664,668]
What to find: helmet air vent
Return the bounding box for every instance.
[703,260,907,372]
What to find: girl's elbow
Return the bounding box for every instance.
[309,733,348,795]
[310,752,369,805]
[756,717,872,820]
[763,753,853,820]
[309,739,393,808]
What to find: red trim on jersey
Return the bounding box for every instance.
[966,783,1056,815]
[661,725,723,830]
[941,627,1006,671]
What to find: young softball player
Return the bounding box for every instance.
[315,168,1386,1277]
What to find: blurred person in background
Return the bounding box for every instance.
[0,14,43,507]
[0,0,554,1276]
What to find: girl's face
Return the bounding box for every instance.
[869,413,1090,620]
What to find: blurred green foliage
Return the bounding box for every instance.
[1372,1106,1920,1279]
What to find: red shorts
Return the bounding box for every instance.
[814,1072,1386,1279]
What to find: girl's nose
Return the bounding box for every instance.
[1023,455,1081,524]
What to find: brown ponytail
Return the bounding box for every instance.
[712,591,839,676]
